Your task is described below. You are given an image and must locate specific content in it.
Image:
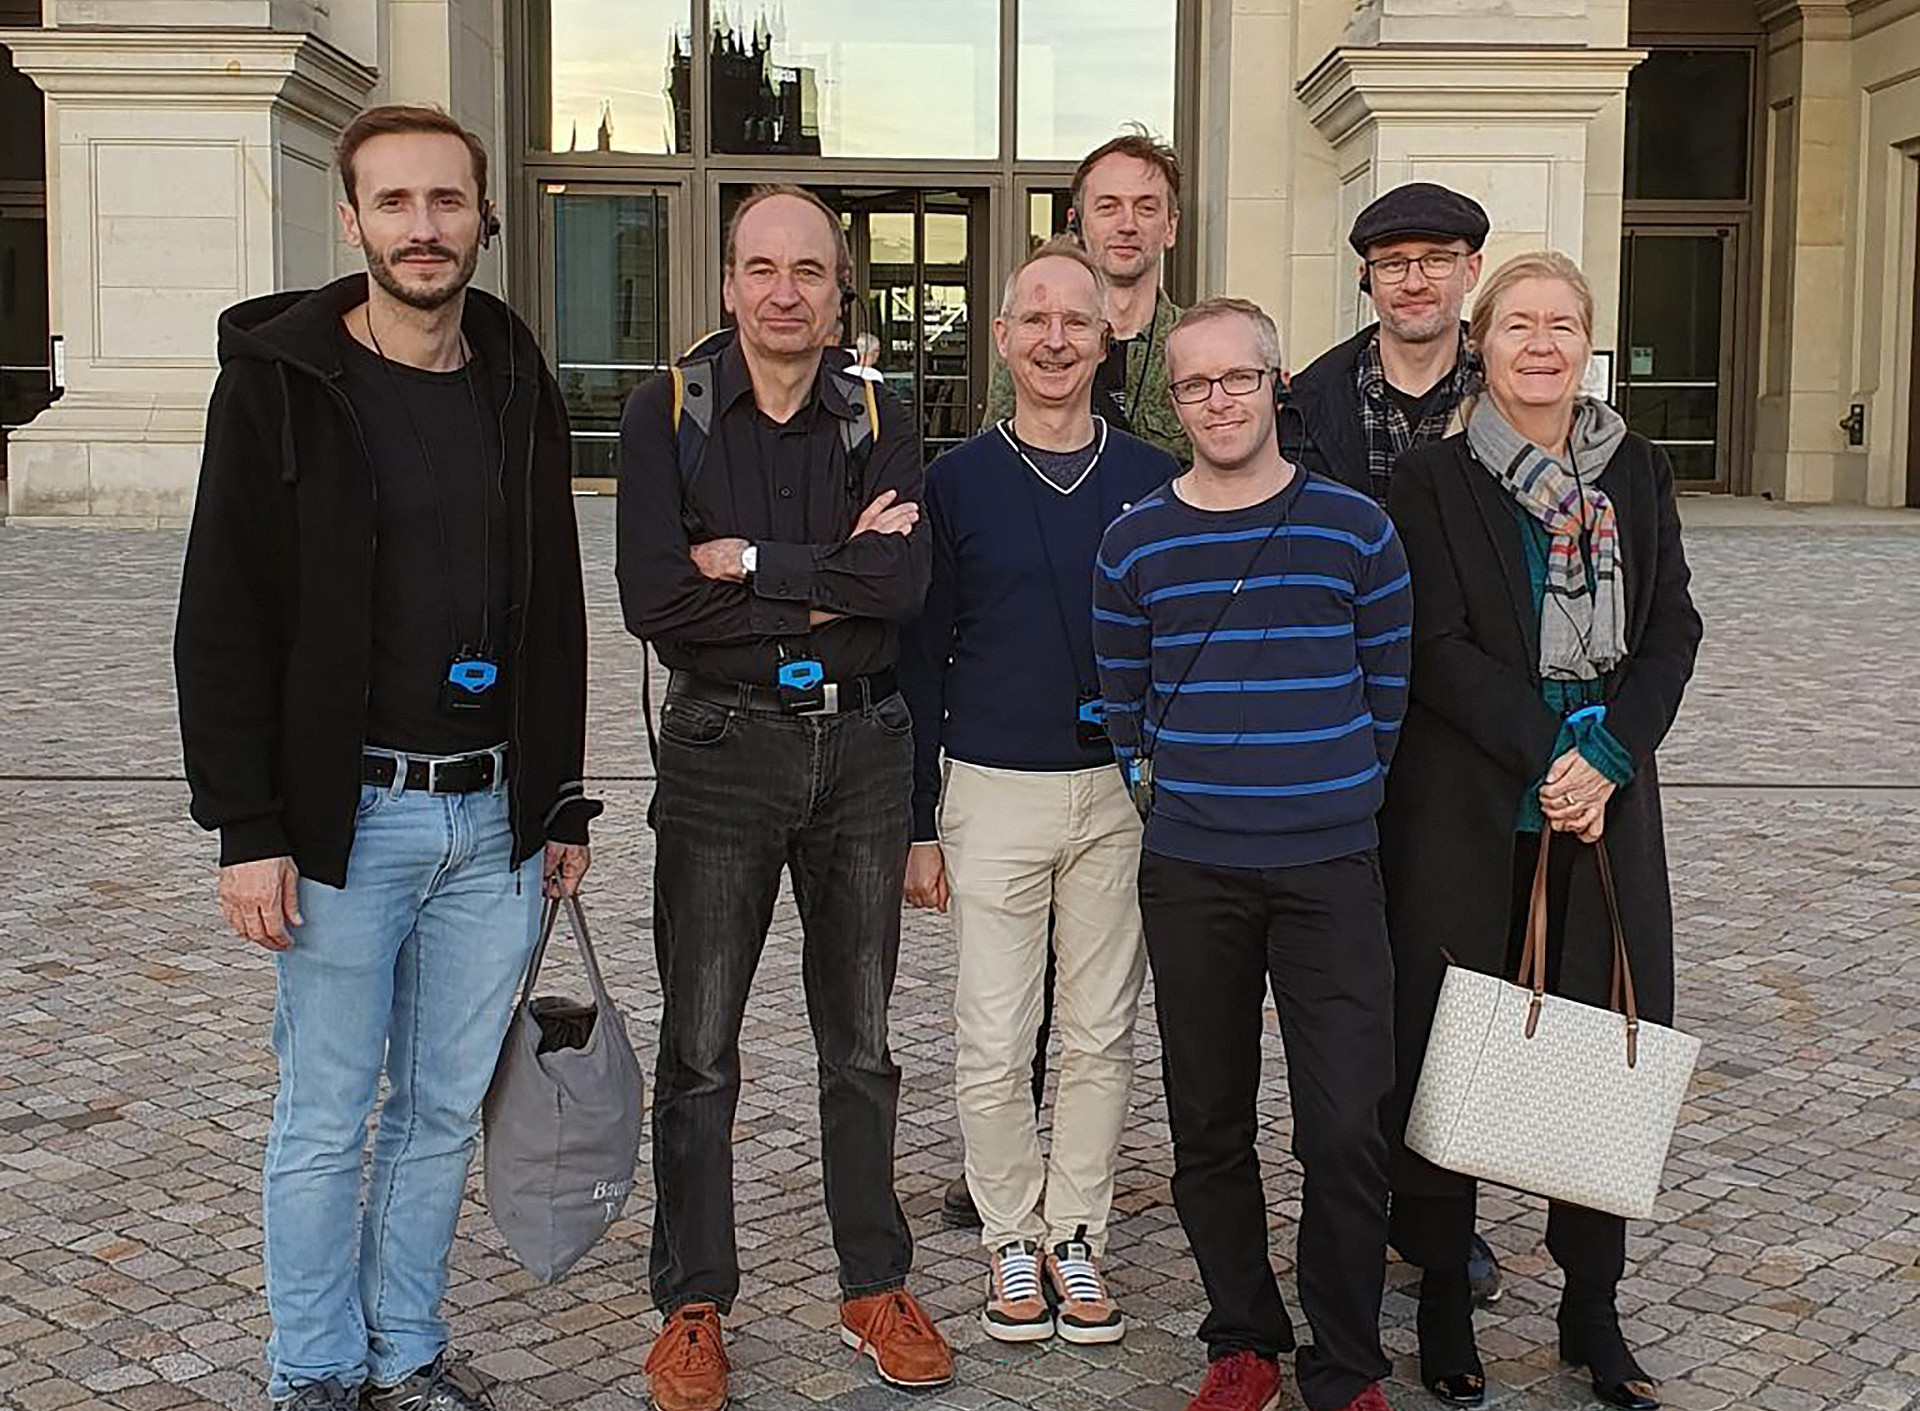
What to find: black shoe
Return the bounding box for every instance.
[941,1173,982,1230]
[1559,1299,1658,1411]
[271,1380,358,1411]
[1467,1231,1503,1306]
[1417,1267,1485,1408]
[362,1355,495,1410]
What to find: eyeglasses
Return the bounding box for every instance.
[1169,367,1270,405]
[1365,251,1463,284]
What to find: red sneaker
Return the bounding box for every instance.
[1332,1384,1394,1411]
[1188,1351,1284,1411]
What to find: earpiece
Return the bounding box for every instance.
[1065,207,1082,240]
[1359,270,1372,295]
[481,203,501,249]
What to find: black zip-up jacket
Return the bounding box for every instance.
[1283,322,1378,499]
[174,274,601,888]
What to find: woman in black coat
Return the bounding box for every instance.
[1380,251,1702,1411]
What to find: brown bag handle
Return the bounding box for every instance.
[1515,832,1640,1068]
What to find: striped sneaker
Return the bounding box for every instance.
[982,1239,1053,1342]
[1046,1226,1125,1344]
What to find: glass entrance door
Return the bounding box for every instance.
[540,182,679,484]
[718,184,989,460]
[1617,226,1738,489]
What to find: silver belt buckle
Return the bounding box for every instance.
[798,682,840,717]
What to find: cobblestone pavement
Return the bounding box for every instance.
[1,501,1917,1411]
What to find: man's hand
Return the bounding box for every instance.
[690,537,750,582]
[903,842,950,912]
[219,857,302,951]
[1541,749,1615,836]
[852,490,919,538]
[544,842,591,899]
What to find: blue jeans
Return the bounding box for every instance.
[262,776,539,1397]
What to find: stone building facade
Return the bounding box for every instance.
[1,0,1917,524]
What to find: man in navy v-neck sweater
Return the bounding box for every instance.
[899,239,1175,1348]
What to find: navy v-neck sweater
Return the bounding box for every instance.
[898,421,1178,841]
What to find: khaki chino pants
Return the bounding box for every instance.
[940,760,1146,1253]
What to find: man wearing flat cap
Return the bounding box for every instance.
[1287,182,1488,506]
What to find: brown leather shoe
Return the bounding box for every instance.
[839,1288,954,1388]
[645,1301,729,1411]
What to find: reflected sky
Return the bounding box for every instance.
[547,0,1178,160]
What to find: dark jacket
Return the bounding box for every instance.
[1283,323,1376,497]
[1378,430,1703,1199]
[614,338,930,687]
[174,274,601,888]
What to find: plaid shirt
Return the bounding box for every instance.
[1354,326,1479,503]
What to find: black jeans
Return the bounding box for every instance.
[1140,848,1395,1411]
[647,687,916,1312]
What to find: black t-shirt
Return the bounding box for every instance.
[1092,336,1136,432]
[1384,377,1445,430]
[335,327,510,754]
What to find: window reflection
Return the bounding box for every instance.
[545,0,691,153]
[709,1,998,158]
[1018,0,1176,161]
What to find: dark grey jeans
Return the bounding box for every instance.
[646,686,916,1312]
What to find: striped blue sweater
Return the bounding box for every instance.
[1092,469,1412,868]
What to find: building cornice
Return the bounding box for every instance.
[1299,47,1648,147]
[1754,0,1854,39]
[0,27,375,130]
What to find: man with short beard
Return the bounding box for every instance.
[1288,184,1488,505]
[175,104,597,1411]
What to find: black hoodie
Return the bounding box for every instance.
[174,274,601,888]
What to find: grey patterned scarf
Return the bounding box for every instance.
[1466,397,1629,680]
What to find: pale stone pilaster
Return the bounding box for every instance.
[1298,47,1643,345]
[0,28,375,525]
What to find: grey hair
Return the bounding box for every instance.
[999,235,1109,318]
[1170,297,1284,371]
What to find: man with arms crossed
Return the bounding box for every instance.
[175,105,597,1411]
[1094,299,1411,1411]
[900,238,1176,1344]
[616,185,949,1411]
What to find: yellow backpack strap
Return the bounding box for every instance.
[862,377,880,442]
[670,365,686,430]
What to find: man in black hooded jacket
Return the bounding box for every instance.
[173,105,598,1411]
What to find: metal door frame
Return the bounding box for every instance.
[1618,218,1743,494]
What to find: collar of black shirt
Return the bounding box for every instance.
[715,337,866,427]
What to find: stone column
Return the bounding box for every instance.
[1298,43,1643,347]
[0,25,375,525]
[1752,0,1866,503]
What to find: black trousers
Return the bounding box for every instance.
[1140,848,1395,1411]
[1388,831,1626,1295]
[647,689,916,1312]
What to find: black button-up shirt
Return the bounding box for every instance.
[615,339,931,686]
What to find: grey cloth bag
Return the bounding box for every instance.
[483,894,643,1283]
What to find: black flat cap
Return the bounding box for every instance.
[1349,182,1489,255]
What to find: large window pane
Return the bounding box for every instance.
[545,0,691,153]
[1624,49,1749,202]
[709,1,998,158]
[1018,0,1176,161]
[551,191,672,478]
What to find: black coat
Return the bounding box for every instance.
[1378,430,1703,1198]
[174,275,602,888]
[1283,323,1376,498]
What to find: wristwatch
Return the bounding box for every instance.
[741,544,758,578]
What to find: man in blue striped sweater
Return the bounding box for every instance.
[1093,298,1412,1411]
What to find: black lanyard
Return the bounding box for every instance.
[1000,417,1108,694]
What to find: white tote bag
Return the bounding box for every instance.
[1404,834,1700,1220]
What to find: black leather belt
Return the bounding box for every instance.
[667,670,898,716]
[362,747,505,794]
